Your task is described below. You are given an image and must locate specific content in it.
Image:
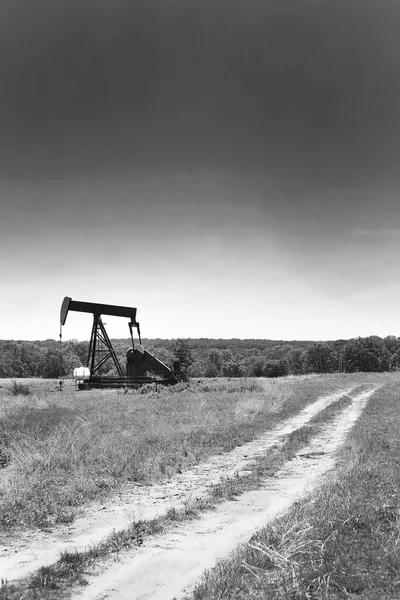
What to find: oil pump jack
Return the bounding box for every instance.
[60,297,182,389]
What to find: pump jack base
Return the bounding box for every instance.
[76,375,178,390]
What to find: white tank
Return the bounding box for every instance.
[73,367,90,380]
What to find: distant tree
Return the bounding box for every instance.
[1,335,399,379]
[222,359,244,377]
[11,359,27,378]
[204,362,219,378]
[0,361,11,377]
[390,349,400,371]
[301,343,337,374]
[247,356,265,377]
[64,340,89,365]
[340,337,391,373]
[378,348,391,372]
[342,339,381,372]
[187,360,206,378]
[383,335,400,355]
[263,359,288,378]
[42,350,66,378]
[206,349,223,375]
[222,349,234,362]
[172,339,194,378]
[285,348,304,374]
[360,336,390,371]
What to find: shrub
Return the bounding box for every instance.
[10,380,31,396]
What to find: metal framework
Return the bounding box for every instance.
[59,296,181,388]
[87,314,125,376]
[61,296,140,378]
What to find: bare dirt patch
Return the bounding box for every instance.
[73,387,378,600]
[1,384,360,583]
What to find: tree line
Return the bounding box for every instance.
[1,335,400,379]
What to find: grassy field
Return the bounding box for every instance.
[188,375,400,600]
[0,374,370,533]
[0,373,396,600]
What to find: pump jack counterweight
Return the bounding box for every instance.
[60,296,182,389]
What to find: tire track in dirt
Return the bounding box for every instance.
[74,386,378,600]
[0,385,358,582]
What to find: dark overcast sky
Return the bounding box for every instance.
[1,0,400,340]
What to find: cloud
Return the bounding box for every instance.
[0,0,399,188]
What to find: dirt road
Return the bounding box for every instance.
[1,385,372,587]
[74,387,376,600]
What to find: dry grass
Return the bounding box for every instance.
[189,374,400,600]
[0,374,372,533]
[0,375,371,600]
